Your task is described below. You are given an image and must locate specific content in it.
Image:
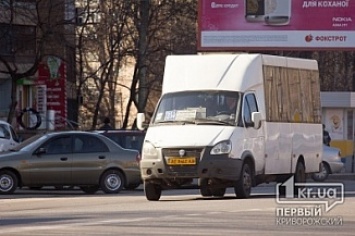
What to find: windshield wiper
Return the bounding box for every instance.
[195,119,233,126]
[155,119,233,126]
[155,120,196,125]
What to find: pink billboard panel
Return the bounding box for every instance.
[198,0,355,51]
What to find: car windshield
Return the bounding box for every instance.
[9,134,48,151]
[0,124,10,139]
[152,90,241,126]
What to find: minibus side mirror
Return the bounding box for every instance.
[251,112,262,129]
[137,113,147,131]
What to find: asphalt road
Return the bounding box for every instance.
[1,178,355,236]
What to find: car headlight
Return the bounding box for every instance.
[142,141,158,159]
[210,140,232,155]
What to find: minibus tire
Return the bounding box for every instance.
[234,163,252,199]
[198,178,212,197]
[294,161,306,195]
[144,182,161,201]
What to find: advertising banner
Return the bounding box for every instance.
[325,109,344,140]
[198,0,355,50]
[36,57,67,130]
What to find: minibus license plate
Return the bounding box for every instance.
[168,157,196,165]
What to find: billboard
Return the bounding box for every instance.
[198,0,355,51]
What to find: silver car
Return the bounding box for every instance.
[0,131,141,194]
[0,120,20,152]
[312,145,344,182]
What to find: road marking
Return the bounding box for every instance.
[0,207,276,234]
[0,218,151,234]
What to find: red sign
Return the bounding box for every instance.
[198,0,355,51]
[36,59,67,130]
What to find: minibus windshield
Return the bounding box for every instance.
[152,90,241,126]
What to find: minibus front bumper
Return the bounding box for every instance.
[140,147,243,182]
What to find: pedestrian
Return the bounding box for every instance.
[323,124,331,146]
[99,117,113,130]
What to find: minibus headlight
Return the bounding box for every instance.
[210,140,232,155]
[142,141,158,159]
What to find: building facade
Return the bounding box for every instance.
[321,92,355,172]
[0,0,77,132]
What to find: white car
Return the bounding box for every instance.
[311,145,344,182]
[0,120,20,152]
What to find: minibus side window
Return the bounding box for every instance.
[243,94,259,127]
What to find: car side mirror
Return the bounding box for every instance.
[137,113,147,131]
[251,112,263,129]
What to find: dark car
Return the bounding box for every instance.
[95,130,146,154]
[0,131,141,194]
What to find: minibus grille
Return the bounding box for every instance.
[162,148,203,174]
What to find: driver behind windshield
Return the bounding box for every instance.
[217,96,237,115]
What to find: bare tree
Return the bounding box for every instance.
[122,0,197,128]
[0,0,76,126]
[76,0,197,130]
[76,0,134,130]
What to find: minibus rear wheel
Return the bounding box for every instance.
[294,161,306,195]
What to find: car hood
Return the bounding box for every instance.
[144,125,236,148]
[0,150,29,161]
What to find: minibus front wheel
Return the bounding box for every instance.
[234,162,252,199]
[144,182,162,201]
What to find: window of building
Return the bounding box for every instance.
[0,0,36,9]
[0,24,36,56]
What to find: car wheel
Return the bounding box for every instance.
[80,185,99,194]
[198,178,212,197]
[0,170,18,194]
[234,162,252,199]
[144,182,161,201]
[311,162,330,182]
[100,170,124,194]
[125,183,141,190]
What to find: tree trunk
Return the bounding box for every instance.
[7,77,18,125]
[137,0,150,112]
